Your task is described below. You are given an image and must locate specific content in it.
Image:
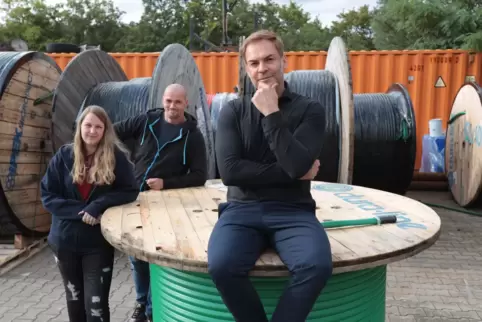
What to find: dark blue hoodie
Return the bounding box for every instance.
[40,144,139,252]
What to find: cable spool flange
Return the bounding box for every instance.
[324,37,355,185]
[51,49,127,151]
[0,51,61,237]
[445,81,482,207]
[148,43,216,180]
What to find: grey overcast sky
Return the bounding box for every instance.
[45,0,379,27]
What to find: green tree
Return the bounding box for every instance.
[57,0,127,51]
[331,5,375,50]
[0,0,64,50]
[0,0,129,51]
[3,0,482,52]
[371,0,482,50]
[116,0,188,52]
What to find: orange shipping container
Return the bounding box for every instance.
[49,50,482,170]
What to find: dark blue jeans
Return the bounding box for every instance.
[207,201,333,322]
[129,256,152,317]
[50,244,115,322]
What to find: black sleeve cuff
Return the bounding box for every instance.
[261,111,284,133]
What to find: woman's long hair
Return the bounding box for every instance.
[71,105,130,185]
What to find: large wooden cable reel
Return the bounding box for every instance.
[0,51,61,236]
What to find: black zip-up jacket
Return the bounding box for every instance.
[215,82,325,209]
[40,144,139,252]
[114,108,207,191]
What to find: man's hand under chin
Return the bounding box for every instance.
[252,83,280,116]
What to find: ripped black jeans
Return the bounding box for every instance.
[51,244,115,322]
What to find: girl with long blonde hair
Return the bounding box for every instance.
[41,105,139,322]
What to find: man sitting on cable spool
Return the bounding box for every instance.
[114,83,208,322]
[208,30,333,322]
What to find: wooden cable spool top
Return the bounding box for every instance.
[101,179,441,275]
[51,45,216,179]
[445,81,482,207]
[101,180,440,321]
[0,51,61,236]
[100,180,441,321]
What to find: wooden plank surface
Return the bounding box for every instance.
[325,37,355,185]
[148,43,216,179]
[445,82,482,207]
[0,237,48,276]
[101,179,441,276]
[0,54,59,233]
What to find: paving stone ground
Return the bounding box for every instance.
[0,190,481,322]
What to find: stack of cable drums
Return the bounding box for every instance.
[50,45,216,180]
[0,51,61,237]
[211,38,417,195]
[50,41,417,196]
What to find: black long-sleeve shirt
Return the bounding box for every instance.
[215,82,326,209]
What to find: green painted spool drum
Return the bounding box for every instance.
[101,180,441,322]
[150,265,386,321]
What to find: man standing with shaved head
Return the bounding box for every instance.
[114,83,207,322]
